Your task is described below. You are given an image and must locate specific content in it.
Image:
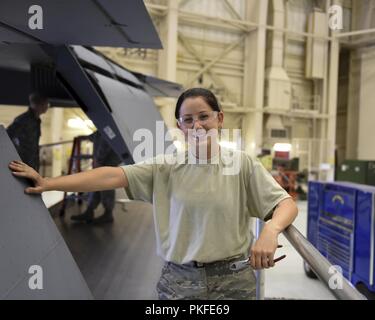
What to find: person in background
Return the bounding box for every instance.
[7,92,49,171]
[71,130,121,224]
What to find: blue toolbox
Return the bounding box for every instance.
[307,181,375,293]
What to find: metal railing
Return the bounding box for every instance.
[39,140,75,177]
[39,139,93,177]
[40,140,73,148]
[283,224,367,300]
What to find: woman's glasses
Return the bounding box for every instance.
[178,111,218,128]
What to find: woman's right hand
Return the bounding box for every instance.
[8,160,47,194]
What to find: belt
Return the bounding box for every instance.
[180,254,247,269]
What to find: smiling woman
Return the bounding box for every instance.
[9,87,298,300]
[176,88,224,161]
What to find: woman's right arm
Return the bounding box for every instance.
[8,160,128,194]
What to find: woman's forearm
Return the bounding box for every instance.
[44,166,128,192]
[251,197,298,269]
[266,197,298,233]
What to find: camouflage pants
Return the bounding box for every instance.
[157,255,257,300]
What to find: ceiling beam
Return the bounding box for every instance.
[186,34,246,87]
[178,32,240,104]
[222,0,243,21]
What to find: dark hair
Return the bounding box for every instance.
[175,88,221,119]
[29,92,49,106]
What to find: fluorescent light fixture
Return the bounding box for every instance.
[273,143,292,152]
[67,117,94,129]
[320,163,331,171]
[219,140,237,150]
[85,120,94,127]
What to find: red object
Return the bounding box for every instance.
[275,151,289,159]
[273,169,298,201]
[59,135,94,217]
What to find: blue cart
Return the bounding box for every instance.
[306,181,375,297]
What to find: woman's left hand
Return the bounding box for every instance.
[250,224,280,269]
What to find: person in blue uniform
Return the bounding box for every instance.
[7,93,49,171]
[71,130,121,224]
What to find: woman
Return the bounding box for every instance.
[9,88,298,300]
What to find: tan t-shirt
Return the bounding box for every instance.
[121,148,290,264]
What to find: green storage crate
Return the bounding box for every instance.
[336,160,375,186]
